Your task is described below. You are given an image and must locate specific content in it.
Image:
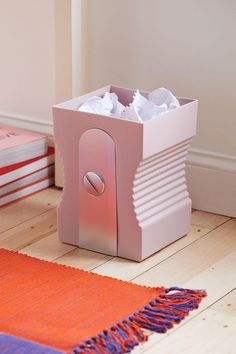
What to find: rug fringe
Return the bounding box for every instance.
[72,287,206,353]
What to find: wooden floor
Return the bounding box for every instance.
[0,187,235,354]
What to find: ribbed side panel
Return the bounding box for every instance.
[133,139,192,227]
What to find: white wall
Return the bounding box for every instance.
[79,0,236,157]
[74,0,236,216]
[0,0,72,134]
[0,0,235,213]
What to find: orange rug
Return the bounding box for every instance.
[0,249,206,353]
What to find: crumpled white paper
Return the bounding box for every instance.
[149,88,180,110]
[78,87,180,122]
[77,92,125,116]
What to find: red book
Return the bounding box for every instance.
[0,125,47,168]
[0,147,54,186]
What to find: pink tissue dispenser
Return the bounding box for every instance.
[53,85,198,261]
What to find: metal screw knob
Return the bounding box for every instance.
[83,171,105,196]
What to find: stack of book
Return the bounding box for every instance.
[0,125,55,207]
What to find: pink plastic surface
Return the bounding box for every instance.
[53,85,198,261]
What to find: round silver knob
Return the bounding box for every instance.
[83,171,105,196]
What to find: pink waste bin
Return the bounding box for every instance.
[53,85,198,261]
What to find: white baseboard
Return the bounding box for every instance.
[0,112,53,135]
[186,149,236,217]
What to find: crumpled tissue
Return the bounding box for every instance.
[78,88,180,122]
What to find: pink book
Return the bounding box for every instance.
[0,175,55,208]
[0,125,47,168]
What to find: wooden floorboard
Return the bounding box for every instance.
[0,187,235,353]
[132,219,236,287]
[92,224,211,280]
[0,208,57,250]
[191,210,230,229]
[145,288,236,354]
[0,188,61,233]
